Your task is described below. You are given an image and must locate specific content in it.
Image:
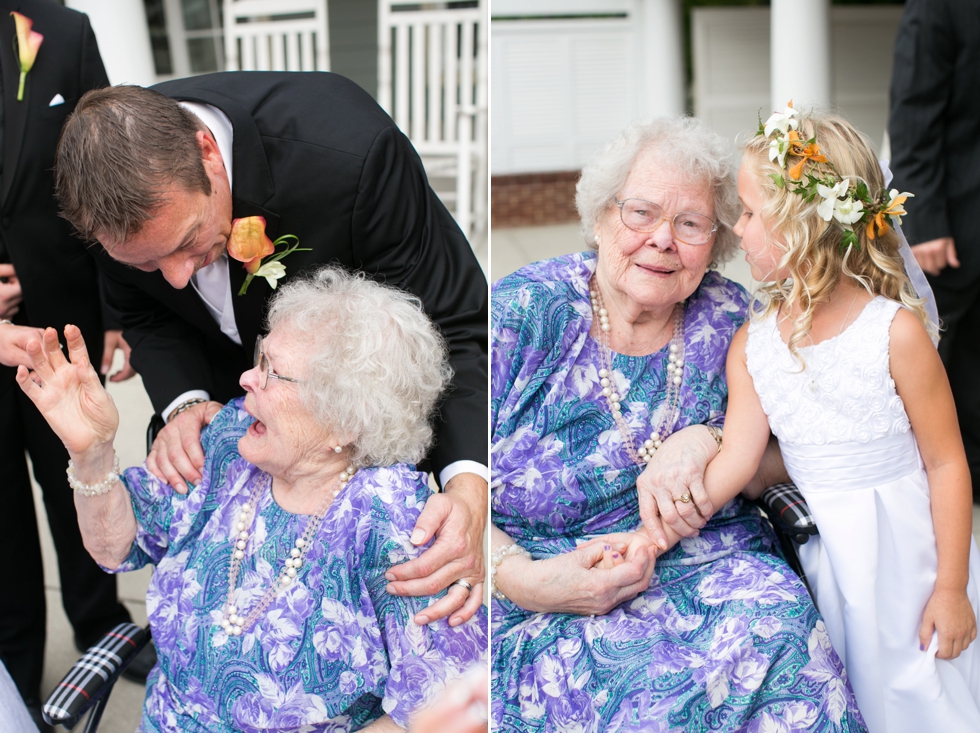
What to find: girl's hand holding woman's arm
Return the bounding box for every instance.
[16,325,136,569]
[491,525,656,616]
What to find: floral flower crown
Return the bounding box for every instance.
[757,102,912,252]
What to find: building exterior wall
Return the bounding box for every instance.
[692,5,903,156]
[329,0,378,98]
[492,171,580,229]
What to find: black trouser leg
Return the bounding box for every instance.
[932,279,980,500]
[0,366,47,703]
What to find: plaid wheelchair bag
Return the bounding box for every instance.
[43,622,149,727]
[759,482,819,544]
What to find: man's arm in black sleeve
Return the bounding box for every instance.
[351,125,488,478]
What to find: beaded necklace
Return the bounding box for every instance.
[215,465,357,637]
[589,277,686,466]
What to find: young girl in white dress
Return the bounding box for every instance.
[703,107,980,731]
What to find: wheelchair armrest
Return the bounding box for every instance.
[755,482,819,545]
[146,413,165,456]
[42,623,151,729]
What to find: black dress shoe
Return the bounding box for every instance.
[24,698,53,733]
[120,638,157,684]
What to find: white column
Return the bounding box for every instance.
[66,0,156,86]
[639,0,685,117]
[771,0,831,112]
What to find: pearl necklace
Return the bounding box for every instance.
[589,278,686,465]
[215,465,358,637]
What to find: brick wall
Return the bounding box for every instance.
[491,171,581,228]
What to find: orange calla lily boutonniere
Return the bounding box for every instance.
[11,12,42,102]
[227,216,309,295]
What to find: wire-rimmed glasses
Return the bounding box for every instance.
[253,335,302,390]
[615,198,718,245]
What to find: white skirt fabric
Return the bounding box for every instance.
[790,431,980,732]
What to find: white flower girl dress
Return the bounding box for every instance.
[746,295,980,731]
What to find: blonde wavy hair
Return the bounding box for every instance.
[741,111,934,362]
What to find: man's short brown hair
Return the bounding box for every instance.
[55,85,212,244]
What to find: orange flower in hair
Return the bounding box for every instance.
[866,190,913,241]
[787,132,828,181]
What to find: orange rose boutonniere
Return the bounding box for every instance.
[227,216,309,295]
[11,12,43,102]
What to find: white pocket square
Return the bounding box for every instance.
[49,93,65,107]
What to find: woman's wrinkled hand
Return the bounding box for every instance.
[15,325,119,455]
[496,532,657,616]
[637,425,717,550]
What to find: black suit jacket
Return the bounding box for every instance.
[96,72,488,477]
[888,0,980,286]
[0,0,108,352]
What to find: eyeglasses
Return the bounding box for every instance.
[614,198,718,245]
[253,335,301,390]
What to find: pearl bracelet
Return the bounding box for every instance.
[490,542,532,601]
[66,454,121,497]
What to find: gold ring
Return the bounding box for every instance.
[677,492,692,503]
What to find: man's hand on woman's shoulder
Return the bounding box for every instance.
[146,400,224,494]
[385,472,488,628]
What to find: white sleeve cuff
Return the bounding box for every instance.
[438,460,489,489]
[162,390,211,422]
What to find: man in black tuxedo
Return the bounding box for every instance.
[0,0,135,725]
[55,73,488,622]
[888,0,980,500]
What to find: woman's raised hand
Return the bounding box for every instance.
[15,325,119,455]
[636,425,717,549]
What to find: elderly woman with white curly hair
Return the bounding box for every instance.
[490,117,865,730]
[16,266,488,732]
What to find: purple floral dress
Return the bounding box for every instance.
[491,253,866,732]
[109,398,487,732]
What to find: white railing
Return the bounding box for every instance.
[223,0,330,72]
[378,1,487,243]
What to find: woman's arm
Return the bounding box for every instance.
[15,326,138,568]
[490,524,656,615]
[890,308,977,659]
